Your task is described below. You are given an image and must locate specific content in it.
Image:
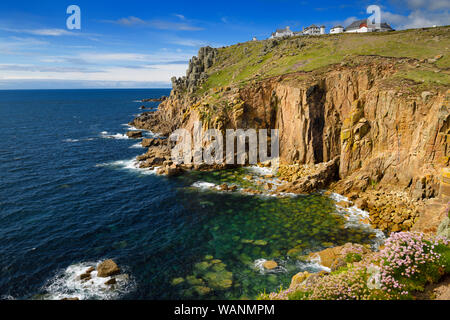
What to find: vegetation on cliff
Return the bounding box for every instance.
[198,26,449,93]
[262,232,450,300]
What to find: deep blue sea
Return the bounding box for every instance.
[0,89,380,300]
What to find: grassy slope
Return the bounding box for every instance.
[200,26,450,93]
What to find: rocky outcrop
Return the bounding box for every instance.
[277,156,340,194]
[142,97,167,102]
[171,46,218,94]
[141,138,164,148]
[126,131,143,139]
[308,243,371,270]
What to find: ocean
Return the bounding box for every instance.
[0,89,381,300]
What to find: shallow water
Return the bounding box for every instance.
[0,89,378,300]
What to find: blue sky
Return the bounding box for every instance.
[0,0,448,89]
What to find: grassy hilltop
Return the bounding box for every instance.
[198,26,450,93]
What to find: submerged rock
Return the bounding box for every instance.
[193,286,212,296]
[263,260,278,270]
[171,277,185,286]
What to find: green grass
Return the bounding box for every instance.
[200,26,450,92]
[396,69,450,85]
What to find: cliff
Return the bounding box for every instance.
[131,26,450,234]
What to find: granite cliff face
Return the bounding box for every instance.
[131,30,449,234]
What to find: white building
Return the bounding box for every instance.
[320,25,326,35]
[302,24,321,35]
[344,19,394,33]
[270,26,294,39]
[330,25,344,34]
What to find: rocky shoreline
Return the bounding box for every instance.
[125,29,449,299]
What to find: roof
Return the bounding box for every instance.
[271,27,295,37]
[379,22,394,30]
[332,25,343,29]
[345,19,367,31]
[345,19,394,31]
[304,24,320,30]
[274,27,292,34]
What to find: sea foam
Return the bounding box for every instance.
[329,192,385,249]
[96,158,159,176]
[41,261,134,300]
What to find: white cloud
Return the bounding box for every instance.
[0,63,101,73]
[0,27,82,37]
[174,14,186,20]
[390,0,450,11]
[339,5,449,30]
[0,63,186,83]
[77,51,193,64]
[384,0,450,29]
[114,16,147,26]
[382,10,449,29]
[343,16,358,26]
[104,16,203,31]
[166,38,209,47]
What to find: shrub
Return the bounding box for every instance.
[377,232,449,297]
[265,232,450,300]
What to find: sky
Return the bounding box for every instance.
[0,0,448,89]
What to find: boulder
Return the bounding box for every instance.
[85,267,95,274]
[336,200,352,208]
[104,278,117,285]
[142,138,163,148]
[309,243,371,269]
[263,260,278,270]
[354,198,368,210]
[437,217,450,239]
[290,271,312,289]
[166,164,183,177]
[264,183,273,191]
[79,273,91,281]
[97,259,120,278]
[126,131,143,139]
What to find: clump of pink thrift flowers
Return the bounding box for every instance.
[263,232,449,300]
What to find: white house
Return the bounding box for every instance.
[320,25,326,35]
[270,26,294,39]
[302,24,321,35]
[330,25,344,34]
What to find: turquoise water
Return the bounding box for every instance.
[0,89,377,300]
